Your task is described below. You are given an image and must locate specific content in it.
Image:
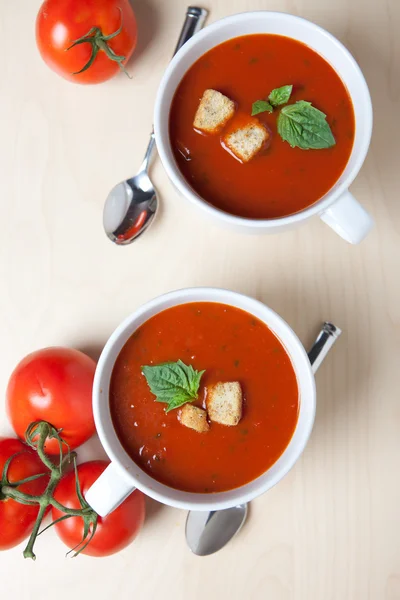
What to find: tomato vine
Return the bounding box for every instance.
[0,421,98,560]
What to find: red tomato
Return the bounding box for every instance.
[0,438,50,550]
[52,461,145,557]
[36,0,137,84]
[6,347,96,454]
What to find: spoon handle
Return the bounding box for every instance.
[139,133,156,174]
[173,7,209,56]
[139,7,208,173]
[307,322,342,374]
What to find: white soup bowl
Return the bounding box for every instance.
[86,287,316,516]
[154,11,373,244]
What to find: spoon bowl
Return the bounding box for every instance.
[103,137,157,245]
[186,504,248,556]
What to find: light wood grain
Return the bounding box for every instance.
[0,0,399,598]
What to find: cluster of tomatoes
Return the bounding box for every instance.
[1,348,145,558]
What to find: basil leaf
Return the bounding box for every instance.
[277,100,336,149]
[268,84,293,107]
[251,85,292,116]
[177,361,204,397]
[142,360,205,413]
[251,100,273,116]
[159,393,193,413]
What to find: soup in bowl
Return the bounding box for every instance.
[154,11,373,244]
[85,288,316,516]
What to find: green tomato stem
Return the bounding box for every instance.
[1,486,42,505]
[23,501,49,560]
[49,496,94,516]
[66,8,131,78]
[36,424,61,473]
[11,472,49,487]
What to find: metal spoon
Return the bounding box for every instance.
[103,7,208,245]
[186,322,342,556]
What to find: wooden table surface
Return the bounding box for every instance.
[1,0,399,598]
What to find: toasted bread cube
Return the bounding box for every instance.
[180,404,209,433]
[224,122,269,163]
[206,382,243,426]
[193,89,236,134]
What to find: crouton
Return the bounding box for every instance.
[206,382,243,426]
[223,122,269,163]
[179,404,209,433]
[193,89,236,134]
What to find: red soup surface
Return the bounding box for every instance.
[169,34,355,219]
[110,302,299,493]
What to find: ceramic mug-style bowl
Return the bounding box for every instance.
[85,287,316,517]
[154,11,374,244]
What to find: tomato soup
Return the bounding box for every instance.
[110,302,299,493]
[169,34,355,219]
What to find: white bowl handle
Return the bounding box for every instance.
[319,190,374,244]
[85,463,136,517]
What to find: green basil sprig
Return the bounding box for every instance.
[251,82,335,150]
[142,360,205,412]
